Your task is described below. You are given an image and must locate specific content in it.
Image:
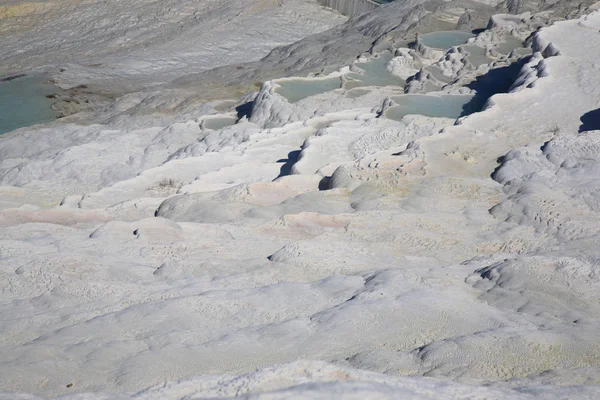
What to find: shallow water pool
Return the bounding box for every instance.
[275,77,342,103]
[462,46,493,67]
[514,47,533,57]
[0,75,59,135]
[202,116,237,130]
[423,66,453,84]
[495,36,523,55]
[345,88,371,99]
[384,94,486,121]
[419,31,475,50]
[344,50,405,89]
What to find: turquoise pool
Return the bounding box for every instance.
[0,74,59,135]
[419,31,476,50]
[275,77,343,103]
[384,94,486,121]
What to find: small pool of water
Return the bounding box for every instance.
[514,47,533,57]
[275,77,343,103]
[384,94,486,121]
[344,50,406,89]
[0,75,59,135]
[345,88,371,99]
[202,116,237,130]
[419,31,475,50]
[423,66,453,84]
[495,36,523,55]
[462,45,493,67]
[393,40,412,49]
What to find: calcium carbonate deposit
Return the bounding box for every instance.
[1,0,600,398]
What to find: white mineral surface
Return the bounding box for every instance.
[1,1,600,399]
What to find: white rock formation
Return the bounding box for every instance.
[1,2,600,400]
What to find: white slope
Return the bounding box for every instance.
[0,0,345,91]
[1,6,600,400]
[3,361,600,400]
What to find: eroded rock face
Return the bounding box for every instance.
[0,0,347,95]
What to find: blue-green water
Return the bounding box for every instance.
[462,46,493,67]
[345,88,371,99]
[419,31,475,50]
[345,50,406,89]
[274,50,405,102]
[495,36,523,55]
[275,77,343,103]
[423,66,453,84]
[384,94,485,121]
[203,116,237,130]
[0,75,59,135]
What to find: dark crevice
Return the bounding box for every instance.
[274,150,301,180]
[579,108,600,133]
